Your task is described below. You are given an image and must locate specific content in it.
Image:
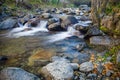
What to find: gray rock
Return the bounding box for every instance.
[79,62,94,72]
[60,15,78,28]
[41,61,74,80]
[106,70,114,77]
[97,62,104,74]
[48,18,59,25]
[70,63,79,70]
[117,51,120,64]
[85,27,104,38]
[0,67,40,80]
[0,18,17,30]
[87,73,97,79]
[28,18,40,27]
[19,14,34,25]
[41,13,51,19]
[72,53,90,64]
[48,22,65,31]
[90,36,112,46]
[56,10,63,14]
[74,24,89,33]
[79,5,90,12]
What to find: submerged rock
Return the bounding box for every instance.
[72,53,90,64]
[79,62,94,72]
[28,49,56,66]
[0,18,17,30]
[76,42,87,51]
[0,67,40,80]
[41,60,74,80]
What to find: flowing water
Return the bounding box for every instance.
[0,15,92,74]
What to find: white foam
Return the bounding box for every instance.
[47,27,78,43]
[7,21,48,38]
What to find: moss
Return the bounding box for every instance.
[100,26,109,33]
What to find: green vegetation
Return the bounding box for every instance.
[100,26,120,36]
[105,3,120,15]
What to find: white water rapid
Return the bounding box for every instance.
[7,21,48,38]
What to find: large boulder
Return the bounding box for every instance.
[0,67,40,80]
[60,15,78,29]
[48,22,66,31]
[0,18,17,30]
[41,60,74,80]
[90,36,112,46]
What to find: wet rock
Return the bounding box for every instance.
[79,16,90,21]
[19,14,34,25]
[76,42,87,51]
[0,67,40,80]
[72,53,90,64]
[28,18,40,27]
[48,22,66,31]
[48,18,59,25]
[67,11,76,15]
[28,49,56,66]
[87,73,97,79]
[79,62,94,72]
[0,18,17,30]
[79,5,91,12]
[56,10,63,14]
[85,27,104,38]
[60,15,78,29]
[44,9,51,13]
[90,36,112,46]
[41,13,51,19]
[41,61,74,80]
[117,51,120,64]
[74,24,89,33]
[51,8,57,13]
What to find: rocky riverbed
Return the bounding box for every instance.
[0,6,120,80]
